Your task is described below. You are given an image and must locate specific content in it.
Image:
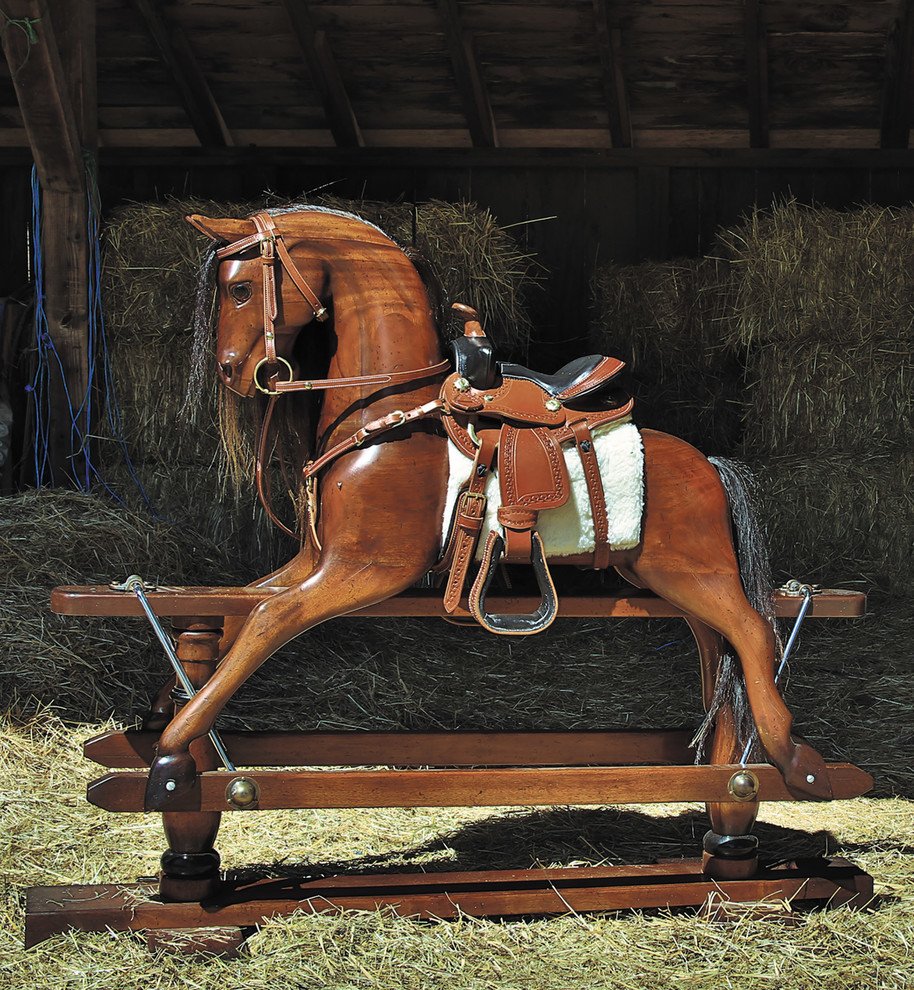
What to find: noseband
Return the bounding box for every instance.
[216,211,330,394]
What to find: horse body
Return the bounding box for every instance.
[144,207,830,811]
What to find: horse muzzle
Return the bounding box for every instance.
[217,359,257,397]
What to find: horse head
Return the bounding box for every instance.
[186,211,331,398]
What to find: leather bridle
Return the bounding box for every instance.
[215,210,450,397]
[216,210,329,395]
[213,210,451,538]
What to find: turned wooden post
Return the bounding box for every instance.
[159,617,224,902]
[688,619,760,880]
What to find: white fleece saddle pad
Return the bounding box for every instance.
[442,420,644,558]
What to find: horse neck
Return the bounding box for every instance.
[318,241,443,427]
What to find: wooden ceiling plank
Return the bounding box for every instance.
[278,0,363,148]
[744,0,770,148]
[0,0,84,192]
[130,0,232,148]
[880,0,914,148]
[592,2,632,148]
[436,0,498,148]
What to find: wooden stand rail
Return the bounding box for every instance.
[25,584,874,953]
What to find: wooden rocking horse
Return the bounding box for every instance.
[28,205,873,951]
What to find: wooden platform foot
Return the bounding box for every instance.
[25,858,874,952]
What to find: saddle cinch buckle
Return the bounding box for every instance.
[468,528,558,636]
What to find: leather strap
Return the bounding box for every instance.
[304,399,445,480]
[442,432,497,613]
[255,395,300,541]
[275,358,451,394]
[572,420,611,569]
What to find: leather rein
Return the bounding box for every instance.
[215,211,451,539]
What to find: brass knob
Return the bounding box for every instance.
[727,769,759,802]
[226,776,259,809]
[544,398,562,412]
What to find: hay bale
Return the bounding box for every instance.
[590,259,742,453]
[742,341,914,454]
[718,200,914,348]
[0,491,235,719]
[751,451,914,594]
[718,201,914,455]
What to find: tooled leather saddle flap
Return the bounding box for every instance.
[499,425,570,513]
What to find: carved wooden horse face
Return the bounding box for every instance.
[186,213,330,398]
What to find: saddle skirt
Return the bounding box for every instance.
[441,418,644,562]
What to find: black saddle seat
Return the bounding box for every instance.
[498,355,607,397]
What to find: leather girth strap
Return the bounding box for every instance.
[571,419,612,570]
[442,431,497,613]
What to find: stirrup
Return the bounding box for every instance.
[468,531,558,635]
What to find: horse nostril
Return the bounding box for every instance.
[220,363,234,381]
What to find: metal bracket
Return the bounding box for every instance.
[111,575,236,772]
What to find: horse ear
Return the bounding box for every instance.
[185,214,256,243]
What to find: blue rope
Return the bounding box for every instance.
[29,161,156,512]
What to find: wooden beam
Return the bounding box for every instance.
[277,1,363,148]
[130,0,232,148]
[3,146,913,171]
[0,0,83,192]
[436,0,498,148]
[1,1,94,483]
[592,3,631,148]
[881,0,914,148]
[744,0,769,148]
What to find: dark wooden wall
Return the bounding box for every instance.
[5,159,914,363]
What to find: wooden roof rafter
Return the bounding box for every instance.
[592,1,631,149]
[880,0,914,148]
[744,0,769,148]
[278,0,363,149]
[436,0,498,148]
[130,0,233,149]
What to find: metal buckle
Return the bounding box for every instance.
[253,355,295,395]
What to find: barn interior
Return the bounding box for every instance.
[1,1,913,984]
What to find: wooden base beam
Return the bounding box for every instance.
[87,762,873,813]
[83,727,696,770]
[25,857,874,950]
[50,586,867,619]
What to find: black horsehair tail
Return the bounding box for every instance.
[691,457,783,763]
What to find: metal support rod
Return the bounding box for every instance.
[115,575,236,772]
[740,584,814,766]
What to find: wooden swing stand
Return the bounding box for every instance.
[26,583,875,954]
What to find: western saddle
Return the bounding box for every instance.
[436,304,634,635]
[294,303,634,636]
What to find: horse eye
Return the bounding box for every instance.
[230,282,252,304]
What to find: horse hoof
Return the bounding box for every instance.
[783,742,833,800]
[145,752,198,810]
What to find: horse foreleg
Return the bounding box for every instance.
[217,540,320,658]
[145,553,424,809]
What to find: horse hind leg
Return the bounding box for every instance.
[686,618,760,878]
[629,560,831,800]
[145,551,428,809]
